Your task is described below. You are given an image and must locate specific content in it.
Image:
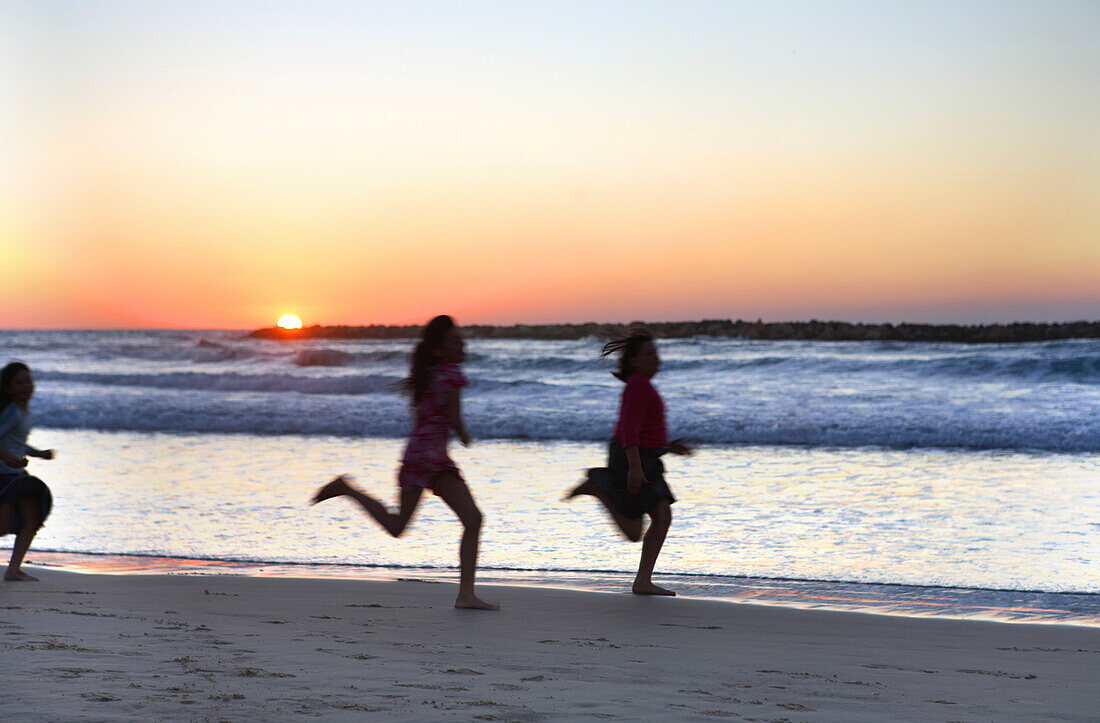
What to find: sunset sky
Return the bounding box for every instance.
[2,1,1098,329]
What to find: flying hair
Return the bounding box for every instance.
[599,325,655,382]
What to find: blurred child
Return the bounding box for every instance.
[312,315,498,610]
[0,362,55,582]
[567,327,693,595]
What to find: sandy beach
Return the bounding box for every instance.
[3,568,1097,721]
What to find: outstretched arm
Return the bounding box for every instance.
[447,389,471,446]
[669,438,694,456]
[25,446,55,460]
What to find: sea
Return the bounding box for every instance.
[3,329,1098,625]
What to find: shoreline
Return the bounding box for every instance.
[250,318,1100,343]
[5,566,1099,720]
[18,550,1100,628]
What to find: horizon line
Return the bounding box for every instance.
[10,317,1100,333]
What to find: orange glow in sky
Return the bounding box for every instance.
[2,2,1098,329]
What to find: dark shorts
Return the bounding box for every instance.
[0,473,53,535]
[586,440,676,519]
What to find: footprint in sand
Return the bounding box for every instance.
[490,683,526,691]
[47,666,96,679]
[232,667,296,678]
[955,668,1036,679]
[395,683,469,692]
[80,693,120,702]
[862,663,937,674]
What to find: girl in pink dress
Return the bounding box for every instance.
[312,316,497,610]
[567,327,693,596]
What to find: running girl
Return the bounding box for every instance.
[0,362,55,582]
[567,327,693,595]
[311,315,498,610]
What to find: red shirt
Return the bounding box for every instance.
[614,373,668,449]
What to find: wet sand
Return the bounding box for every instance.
[3,568,1098,720]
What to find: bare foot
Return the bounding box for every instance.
[311,475,352,505]
[632,581,675,596]
[454,594,500,611]
[4,570,38,582]
[563,479,597,501]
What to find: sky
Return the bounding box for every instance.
[2,0,1098,329]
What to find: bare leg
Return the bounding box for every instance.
[4,497,40,582]
[632,499,674,596]
[565,479,643,542]
[432,473,498,611]
[312,475,422,537]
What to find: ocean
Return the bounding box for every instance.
[3,329,1098,624]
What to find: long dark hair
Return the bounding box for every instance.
[1,361,30,412]
[599,325,654,382]
[403,315,456,405]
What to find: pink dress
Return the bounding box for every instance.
[398,363,467,491]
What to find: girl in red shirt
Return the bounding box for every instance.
[568,327,693,596]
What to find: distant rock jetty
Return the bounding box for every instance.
[251,319,1100,343]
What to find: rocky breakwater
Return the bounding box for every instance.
[251,319,1100,343]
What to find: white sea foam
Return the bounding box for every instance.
[5,330,1100,451]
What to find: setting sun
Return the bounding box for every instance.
[277,314,303,330]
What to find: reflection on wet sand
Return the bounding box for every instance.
[23,550,1100,627]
